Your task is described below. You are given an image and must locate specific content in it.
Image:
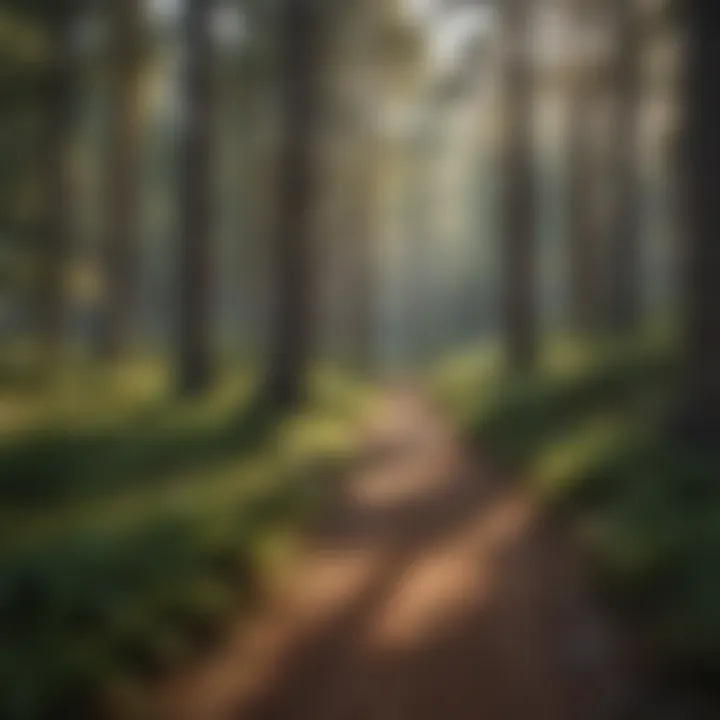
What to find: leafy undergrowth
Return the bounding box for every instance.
[435,335,720,697]
[578,437,720,687]
[0,360,371,719]
[436,336,675,468]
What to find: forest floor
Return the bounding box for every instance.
[153,390,633,720]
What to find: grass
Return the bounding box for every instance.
[0,358,370,719]
[434,332,720,695]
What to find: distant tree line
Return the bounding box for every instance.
[1,0,716,446]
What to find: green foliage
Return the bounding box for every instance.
[452,337,676,469]
[441,335,720,686]
[575,439,720,679]
[0,363,366,719]
[0,396,273,509]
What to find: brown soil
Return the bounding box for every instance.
[153,391,630,720]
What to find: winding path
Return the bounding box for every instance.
[155,391,627,720]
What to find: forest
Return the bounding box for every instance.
[0,0,718,718]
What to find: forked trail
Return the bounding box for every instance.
[155,391,628,720]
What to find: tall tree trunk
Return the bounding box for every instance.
[345,137,378,373]
[37,11,73,362]
[500,0,537,370]
[607,0,642,334]
[680,0,720,446]
[407,129,433,365]
[99,0,141,359]
[342,0,383,374]
[177,0,214,396]
[265,0,324,409]
[567,24,602,335]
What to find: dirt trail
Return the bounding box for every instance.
[155,391,629,720]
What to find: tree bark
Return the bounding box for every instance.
[265,0,324,409]
[500,0,537,371]
[679,0,720,446]
[37,11,73,361]
[345,137,378,373]
[607,0,642,334]
[567,44,602,335]
[177,0,215,395]
[99,0,141,359]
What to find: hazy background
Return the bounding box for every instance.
[3,0,714,718]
